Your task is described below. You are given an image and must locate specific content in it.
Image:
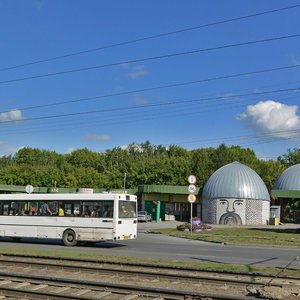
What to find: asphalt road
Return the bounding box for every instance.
[0,221,299,270]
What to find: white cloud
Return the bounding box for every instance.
[289,55,300,65]
[118,63,148,79]
[132,96,148,105]
[0,141,18,156]
[65,147,76,154]
[128,65,148,79]
[85,134,111,142]
[237,100,300,139]
[0,109,23,123]
[32,0,47,10]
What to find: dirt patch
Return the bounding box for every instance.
[247,286,300,299]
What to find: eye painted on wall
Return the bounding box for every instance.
[220,200,228,205]
[234,200,244,206]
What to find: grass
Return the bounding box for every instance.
[0,247,299,277]
[149,227,300,248]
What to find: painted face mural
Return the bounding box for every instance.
[217,199,245,225]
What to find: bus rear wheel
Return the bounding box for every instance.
[63,229,77,247]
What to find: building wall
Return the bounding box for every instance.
[202,198,270,225]
[202,199,217,224]
[245,199,270,225]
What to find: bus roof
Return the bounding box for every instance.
[0,193,137,201]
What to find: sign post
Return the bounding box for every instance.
[188,175,197,235]
[188,194,196,234]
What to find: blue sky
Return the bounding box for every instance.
[0,0,300,160]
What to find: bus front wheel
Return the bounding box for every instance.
[63,229,77,247]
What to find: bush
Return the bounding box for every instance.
[177,222,212,232]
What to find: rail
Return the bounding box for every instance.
[0,253,298,299]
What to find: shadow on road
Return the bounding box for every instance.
[0,237,127,248]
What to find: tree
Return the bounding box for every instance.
[62,172,78,188]
[211,144,258,170]
[277,148,300,166]
[14,147,63,167]
[190,148,214,188]
[73,167,107,188]
[0,164,35,186]
[0,141,293,191]
[255,160,285,191]
[0,155,13,168]
[66,148,104,169]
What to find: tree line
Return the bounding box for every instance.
[0,141,299,192]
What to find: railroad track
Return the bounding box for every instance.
[0,253,298,299]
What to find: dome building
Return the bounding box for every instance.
[273,164,300,191]
[202,161,270,225]
[271,164,300,223]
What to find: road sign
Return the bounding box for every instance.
[188,194,196,203]
[25,185,34,194]
[188,175,196,184]
[188,184,196,194]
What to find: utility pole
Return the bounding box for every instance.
[123,173,127,191]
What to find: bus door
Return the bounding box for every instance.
[117,200,137,239]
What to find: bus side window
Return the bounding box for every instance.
[48,201,58,215]
[29,202,37,215]
[104,208,113,218]
[102,201,113,218]
[10,201,19,215]
[20,201,29,215]
[73,203,80,216]
[81,206,91,217]
[91,207,98,217]
[64,203,72,216]
[3,204,9,215]
[59,203,65,216]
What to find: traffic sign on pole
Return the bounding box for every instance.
[25,185,34,194]
[188,184,196,194]
[188,194,196,203]
[188,175,196,185]
[188,175,197,234]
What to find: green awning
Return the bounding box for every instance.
[137,184,200,195]
[271,189,300,199]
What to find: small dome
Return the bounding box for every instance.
[202,161,269,200]
[273,164,300,191]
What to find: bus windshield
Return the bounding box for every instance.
[119,201,136,218]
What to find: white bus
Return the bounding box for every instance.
[0,193,137,246]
